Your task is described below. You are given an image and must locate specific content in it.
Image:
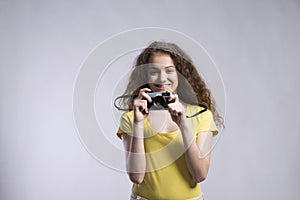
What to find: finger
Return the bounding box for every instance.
[140,88,151,93]
[141,100,149,114]
[168,104,175,110]
[168,100,179,109]
[168,93,178,103]
[169,104,183,116]
[170,109,179,117]
[138,88,152,102]
[168,105,176,115]
[134,100,149,114]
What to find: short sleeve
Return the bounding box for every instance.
[197,109,218,136]
[116,111,134,139]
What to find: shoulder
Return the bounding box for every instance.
[120,110,134,122]
[117,111,134,139]
[186,104,218,134]
[186,104,211,116]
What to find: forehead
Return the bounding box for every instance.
[149,52,175,67]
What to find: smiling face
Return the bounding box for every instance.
[147,53,178,93]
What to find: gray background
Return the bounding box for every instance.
[1,0,299,199]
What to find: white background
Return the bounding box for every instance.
[1,0,299,199]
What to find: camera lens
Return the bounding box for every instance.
[154,96,166,106]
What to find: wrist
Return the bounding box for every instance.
[132,121,144,138]
[178,118,189,129]
[133,119,144,126]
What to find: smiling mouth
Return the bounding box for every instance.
[154,83,171,89]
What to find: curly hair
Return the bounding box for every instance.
[121,41,224,127]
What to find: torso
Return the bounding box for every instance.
[147,110,179,133]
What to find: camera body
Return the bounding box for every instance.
[147,91,173,110]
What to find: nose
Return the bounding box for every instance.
[158,71,167,82]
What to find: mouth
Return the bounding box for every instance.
[154,83,171,90]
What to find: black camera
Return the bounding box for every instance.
[147,91,173,110]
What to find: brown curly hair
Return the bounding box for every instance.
[121,41,224,127]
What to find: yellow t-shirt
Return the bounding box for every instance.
[117,105,218,200]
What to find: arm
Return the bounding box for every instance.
[122,122,146,184]
[121,88,152,184]
[168,94,213,182]
[180,121,213,183]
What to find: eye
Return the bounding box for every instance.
[166,68,175,73]
[149,69,159,75]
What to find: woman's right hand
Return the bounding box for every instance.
[133,88,152,123]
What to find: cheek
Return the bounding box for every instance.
[173,76,179,89]
[171,74,179,82]
[148,75,157,82]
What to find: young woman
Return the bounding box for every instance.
[116,41,223,200]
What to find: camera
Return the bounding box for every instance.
[147,91,173,110]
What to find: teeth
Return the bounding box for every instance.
[155,84,170,88]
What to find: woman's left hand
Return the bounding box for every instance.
[168,94,186,126]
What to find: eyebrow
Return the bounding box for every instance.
[149,64,175,69]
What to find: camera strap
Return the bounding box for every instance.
[113,94,138,111]
[113,95,207,118]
